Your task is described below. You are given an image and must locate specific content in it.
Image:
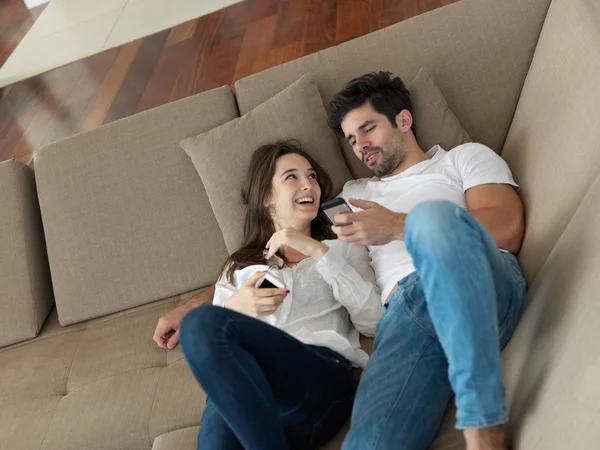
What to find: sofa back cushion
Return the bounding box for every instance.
[502,174,600,450]
[499,0,600,447]
[501,0,600,285]
[180,74,353,254]
[34,87,237,325]
[0,160,54,347]
[234,0,552,167]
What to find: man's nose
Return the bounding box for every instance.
[355,134,370,152]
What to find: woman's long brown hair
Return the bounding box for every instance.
[219,141,336,284]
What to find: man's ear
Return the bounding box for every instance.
[394,109,413,132]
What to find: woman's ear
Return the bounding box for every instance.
[263,190,275,210]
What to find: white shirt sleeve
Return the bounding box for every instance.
[212,272,238,307]
[453,143,519,192]
[315,241,383,337]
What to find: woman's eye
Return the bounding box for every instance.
[286,174,296,180]
[309,173,317,179]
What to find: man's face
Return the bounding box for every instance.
[340,102,406,178]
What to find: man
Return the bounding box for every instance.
[327,71,525,450]
[153,71,526,450]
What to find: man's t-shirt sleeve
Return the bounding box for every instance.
[453,143,520,193]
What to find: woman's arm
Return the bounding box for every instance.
[315,242,383,336]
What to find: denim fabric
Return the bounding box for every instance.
[179,305,355,450]
[343,200,526,450]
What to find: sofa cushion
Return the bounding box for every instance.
[235,0,552,171]
[0,289,208,450]
[0,159,54,348]
[34,87,237,325]
[501,0,600,285]
[180,73,353,254]
[502,172,600,449]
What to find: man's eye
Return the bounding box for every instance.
[349,139,356,146]
[366,126,375,133]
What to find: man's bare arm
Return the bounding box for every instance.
[153,284,215,349]
[466,184,525,254]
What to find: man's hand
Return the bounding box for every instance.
[225,271,288,318]
[332,198,406,246]
[153,285,215,350]
[153,305,188,350]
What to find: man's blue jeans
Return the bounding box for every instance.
[343,200,527,450]
[179,305,355,450]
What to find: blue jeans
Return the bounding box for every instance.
[343,200,527,450]
[179,305,355,450]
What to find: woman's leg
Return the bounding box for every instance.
[179,305,355,450]
[197,398,243,450]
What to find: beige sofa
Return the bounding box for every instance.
[2,0,599,448]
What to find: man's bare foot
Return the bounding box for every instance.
[464,424,508,450]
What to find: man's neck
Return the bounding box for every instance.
[381,144,430,179]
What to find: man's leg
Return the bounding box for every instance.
[404,200,526,447]
[343,200,525,450]
[342,275,455,450]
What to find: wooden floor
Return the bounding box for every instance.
[0,0,459,166]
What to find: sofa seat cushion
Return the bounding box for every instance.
[180,73,354,253]
[0,288,209,450]
[0,159,54,348]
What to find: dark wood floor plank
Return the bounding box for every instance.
[272,0,307,49]
[301,0,338,56]
[165,19,199,47]
[232,14,278,83]
[103,30,170,125]
[0,0,460,165]
[336,0,371,44]
[79,41,143,133]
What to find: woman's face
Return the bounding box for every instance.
[265,153,321,231]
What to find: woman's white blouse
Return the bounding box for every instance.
[213,240,383,367]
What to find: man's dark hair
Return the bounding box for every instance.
[328,71,416,138]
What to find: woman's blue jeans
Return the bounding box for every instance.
[342,200,527,450]
[179,305,355,450]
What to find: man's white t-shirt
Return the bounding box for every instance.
[341,143,519,304]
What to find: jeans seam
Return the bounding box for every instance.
[371,338,435,450]
[400,289,437,340]
[221,315,277,416]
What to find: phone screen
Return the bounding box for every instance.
[258,279,278,289]
[323,203,352,225]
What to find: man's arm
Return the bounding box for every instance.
[465,183,525,254]
[180,284,216,312]
[153,284,215,349]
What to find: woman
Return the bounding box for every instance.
[178,142,382,450]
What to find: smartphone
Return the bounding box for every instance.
[255,272,286,289]
[321,197,353,226]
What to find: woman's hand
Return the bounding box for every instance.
[265,228,328,261]
[225,271,288,318]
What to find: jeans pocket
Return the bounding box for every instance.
[307,396,354,449]
[399,277,438,339]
